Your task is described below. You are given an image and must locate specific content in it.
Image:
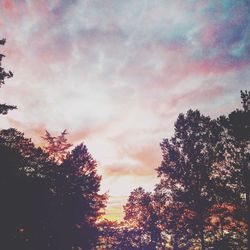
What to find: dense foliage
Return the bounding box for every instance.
[0,128,107,250]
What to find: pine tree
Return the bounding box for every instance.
[0,38,16,115]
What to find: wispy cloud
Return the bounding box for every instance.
[0,0,249,219]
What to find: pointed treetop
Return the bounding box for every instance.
[42,129,72,163]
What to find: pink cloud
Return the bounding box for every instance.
[68,125,111,145]
[2,0,14,11]
[169,85,227,108]
[104,145,161,177]
[6,118,46,146]
[201,24,220,47]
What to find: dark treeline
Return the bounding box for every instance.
[98,92,250,250]
[0,40,107,250]
[1,39,249,249]
[0,128,107,250]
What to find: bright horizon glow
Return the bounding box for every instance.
[0,0,249,220]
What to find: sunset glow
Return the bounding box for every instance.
[0,0,249,221]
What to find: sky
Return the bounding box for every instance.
[0,0,250,221]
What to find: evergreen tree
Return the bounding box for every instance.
[0,38,16,115]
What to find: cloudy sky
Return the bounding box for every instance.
[0,0,249,220]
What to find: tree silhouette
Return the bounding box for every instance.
[98,92,249,249]
[0,129,107,249]
[227,90,250,249]
[0,128,56,179]
[0,38,16,115]
[42,129,72,163]
[156,110,221,249]
[0,140,53,249]
[50,143,107,249]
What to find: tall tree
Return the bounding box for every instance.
[50,143,107,249]
[0,38,16,115]
[157,110,221,249]
[227,90,250,249]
